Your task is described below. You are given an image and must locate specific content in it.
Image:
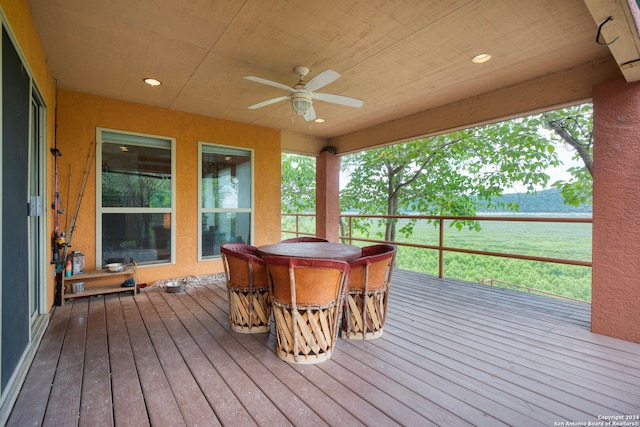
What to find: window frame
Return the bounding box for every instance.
[198,141,254,261]
[96,127,176,268]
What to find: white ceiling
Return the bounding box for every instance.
[25,0,640,151]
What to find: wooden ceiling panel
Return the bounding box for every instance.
[26,0,629,150]
[212,0,471,75]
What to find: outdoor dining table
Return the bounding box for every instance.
[257,241,362,262]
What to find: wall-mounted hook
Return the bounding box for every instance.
[596,16,619,46]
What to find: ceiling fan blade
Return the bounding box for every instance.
[304,105,317,121]
[303,69,340,92]
[244,76,293,92]
[247,95,289,109]
[314,92,364,108]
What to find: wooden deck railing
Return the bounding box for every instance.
[281,213,592,299]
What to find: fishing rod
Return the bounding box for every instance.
[51,83,66,305]
[50,147,66,267]
[66,141,95,249]
[54,141,95,305]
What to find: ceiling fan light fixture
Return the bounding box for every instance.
[291,92,312,115]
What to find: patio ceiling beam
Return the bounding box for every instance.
[329,56,621,155]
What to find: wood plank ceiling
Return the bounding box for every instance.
[26,0,640,153]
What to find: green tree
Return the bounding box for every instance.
[281,153,316,213]
[543,103,593,206]
[280,105,594,242]
[341,114,562,240]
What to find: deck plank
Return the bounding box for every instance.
[390,289,640,394]
[336,337,545,426]
[42,298,88,427]
[119,293,185,426]
[395,272,640,373]
[388,271,640,421]
[8,270,640,426]
[166,287,295,426]
[104,295,149,427]
[151,291,258,426]
[6,304,71,427]
[79,298,113,426]
[135,292,219,426]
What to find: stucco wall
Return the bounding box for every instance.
[56,90,282,286]
[592,78,640,343]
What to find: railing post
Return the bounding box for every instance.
[438,217,444,278]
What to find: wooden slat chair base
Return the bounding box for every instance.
[342,244,396,340]
[271,300,340,363]
[228,286,271,333]
[221,243,271,333]
[344,288,387,339]
[264,256,350,364]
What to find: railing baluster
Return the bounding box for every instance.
[438,217,444,278]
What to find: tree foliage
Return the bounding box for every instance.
[543,103,593,206]
[280,104,594,242]
[341,114,562,240]
[281,153,316,213]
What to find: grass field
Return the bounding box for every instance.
[281,215,593,302]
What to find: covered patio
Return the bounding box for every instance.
[2,0,640,423]
[9,270,639,426]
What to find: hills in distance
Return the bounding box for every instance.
[482,188,592,214]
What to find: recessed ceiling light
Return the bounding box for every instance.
[314,118,325,123]
[143,77,162,86]
[472,53,492,64]
[119,146,129,152]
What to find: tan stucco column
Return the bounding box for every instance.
[316,148,340,242]
[592,78,640,343]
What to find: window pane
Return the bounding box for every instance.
[201,151,251,209]
[102,142,171,207]
[102,212,171,265]
[202,212,251,257]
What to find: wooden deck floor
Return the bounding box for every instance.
[7,270,640,426]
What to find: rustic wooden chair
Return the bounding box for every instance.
[264,256,350,364]
[221,243,271,333]
[342,244,396,339]
[279,236,330,243]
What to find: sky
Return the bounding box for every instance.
[549,143,582,182]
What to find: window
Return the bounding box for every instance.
[199,143,253,259]
[97,129,175,267]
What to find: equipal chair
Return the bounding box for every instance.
[342,244,396,339]
[264,256,350,364]
[279,236,330,243]
[221,243,271,333]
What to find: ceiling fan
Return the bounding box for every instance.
[243,66,364,121]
